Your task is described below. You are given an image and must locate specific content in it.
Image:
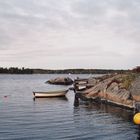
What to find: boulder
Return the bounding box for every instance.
[47,77,73,85]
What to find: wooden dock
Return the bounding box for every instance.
[74,78,88,91]
[73,78,94,91]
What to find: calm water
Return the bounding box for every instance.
[0,74,139,140]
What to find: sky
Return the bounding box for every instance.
[0,0,140,69]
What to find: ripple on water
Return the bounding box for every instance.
[0,74,138,140]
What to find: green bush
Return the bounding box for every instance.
[122,74,136,89]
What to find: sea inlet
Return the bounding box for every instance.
[0,74,139,140]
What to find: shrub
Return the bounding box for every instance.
[132,66,140,73]
[122,74,136,89]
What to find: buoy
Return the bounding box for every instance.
[133,113,140,124]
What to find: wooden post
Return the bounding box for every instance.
[74,93,79,107]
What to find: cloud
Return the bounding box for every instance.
[0,0,139,69]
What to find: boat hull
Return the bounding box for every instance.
[33,90,68,98]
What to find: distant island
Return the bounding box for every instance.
[0,66,139,74]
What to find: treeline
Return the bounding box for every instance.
[0,67,33,74]
[0,67,128,74]
[132,66,140,73]
[40,69,126,74]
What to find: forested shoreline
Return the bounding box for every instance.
[0,67,132,74]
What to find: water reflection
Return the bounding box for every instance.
[74,101,134,122]
[74,93,79,107]
[137,126,140,140]
[73,102,138,139]
[33,96,68,102]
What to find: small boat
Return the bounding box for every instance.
[33,89,68,98]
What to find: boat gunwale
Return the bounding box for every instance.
[33,89,68,94]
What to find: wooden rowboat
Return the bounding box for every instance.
[33,89,68,98]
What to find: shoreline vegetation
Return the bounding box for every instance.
[0,67,138,74]
[0,66,139,74]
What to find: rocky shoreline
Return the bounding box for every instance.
[73,73,140,110]
[46,72,140,110]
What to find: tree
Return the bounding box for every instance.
[132,66,140,73]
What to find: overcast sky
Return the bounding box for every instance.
[0,0,140,69]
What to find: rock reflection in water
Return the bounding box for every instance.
[73,102,137,140]
[75,101,134,121]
